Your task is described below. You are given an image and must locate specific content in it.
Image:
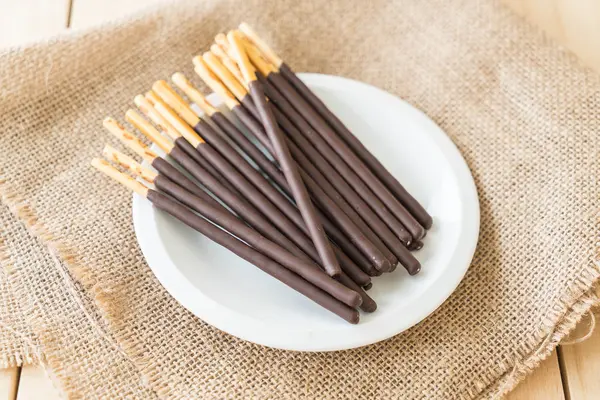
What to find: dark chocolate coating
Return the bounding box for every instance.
[189,132,372,282]
[154,176,361,308]
[287,130,399,270]
[338,273,376,313]
[264,73,413,242]
[280,63,432,230]
[147,189,359,323]
[210,112,379,276]
[299,168,388,272]
[193,139,310,254]
[246,83,395,272]
[193,119,302,229]
[261,88,410,271]
[248,80,341,277]
[237,98,422,274]
[194,118,388,272]
[238,99,391,266]
[168,145,308,261]
[172,144,370,286]
[327,227,378,276]
[151,157,228,212]
[210,112,288,192]
[256,94,412,258]
[240,94,262,121]
[259,74,412,252]
[239,98,273,146]
[395,245,421,275]
[268,71,426,240]
[192,119,364,272]
[174,137,241,197]
[408,240,424,251]
[232,103,381,275]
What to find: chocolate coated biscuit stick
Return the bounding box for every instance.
[91,159,360,323]
[239,24,431,238]
[157,78,387,273]
[227,31,342,277]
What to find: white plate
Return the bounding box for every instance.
[132,74,480,352]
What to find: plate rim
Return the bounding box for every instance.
[132,73,480,352]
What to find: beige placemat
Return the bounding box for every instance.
[0,0,598,398]
[0,229,41,368]
[0,199,156,398]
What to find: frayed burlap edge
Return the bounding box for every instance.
[475,205,600,398]
[442,7,600,395]
[471,7,600,397]
[0,238,44,368]
[1,160,599,399]
[0,176,151,399]
[482,287,600,399]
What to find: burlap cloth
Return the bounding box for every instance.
[0,0,599,398]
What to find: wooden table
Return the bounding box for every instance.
[0,0,599,398]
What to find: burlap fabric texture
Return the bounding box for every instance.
[0,230,41,369]
[0,201,155,397]
[0,0,599,398]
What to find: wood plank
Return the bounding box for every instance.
[17,366,61,400]
[0,1,70,399]
[554,0,600,71]
[507,352,565,400]
[559,313,600,400]
[69,0,162,28]
[501,0,600,72]
[9,353,569,400]
[0,367,20,400]
[0,0,71,48]
[7,367,20,400]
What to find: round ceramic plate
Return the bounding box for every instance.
[132,73,479,352]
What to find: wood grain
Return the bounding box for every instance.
[0,367,20,400]
[17,366,60,400]
[501,0,600,72]
[0,0,70,48]
[507,352,565,400]
[559,313,600,400]
[0,1,68,399]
